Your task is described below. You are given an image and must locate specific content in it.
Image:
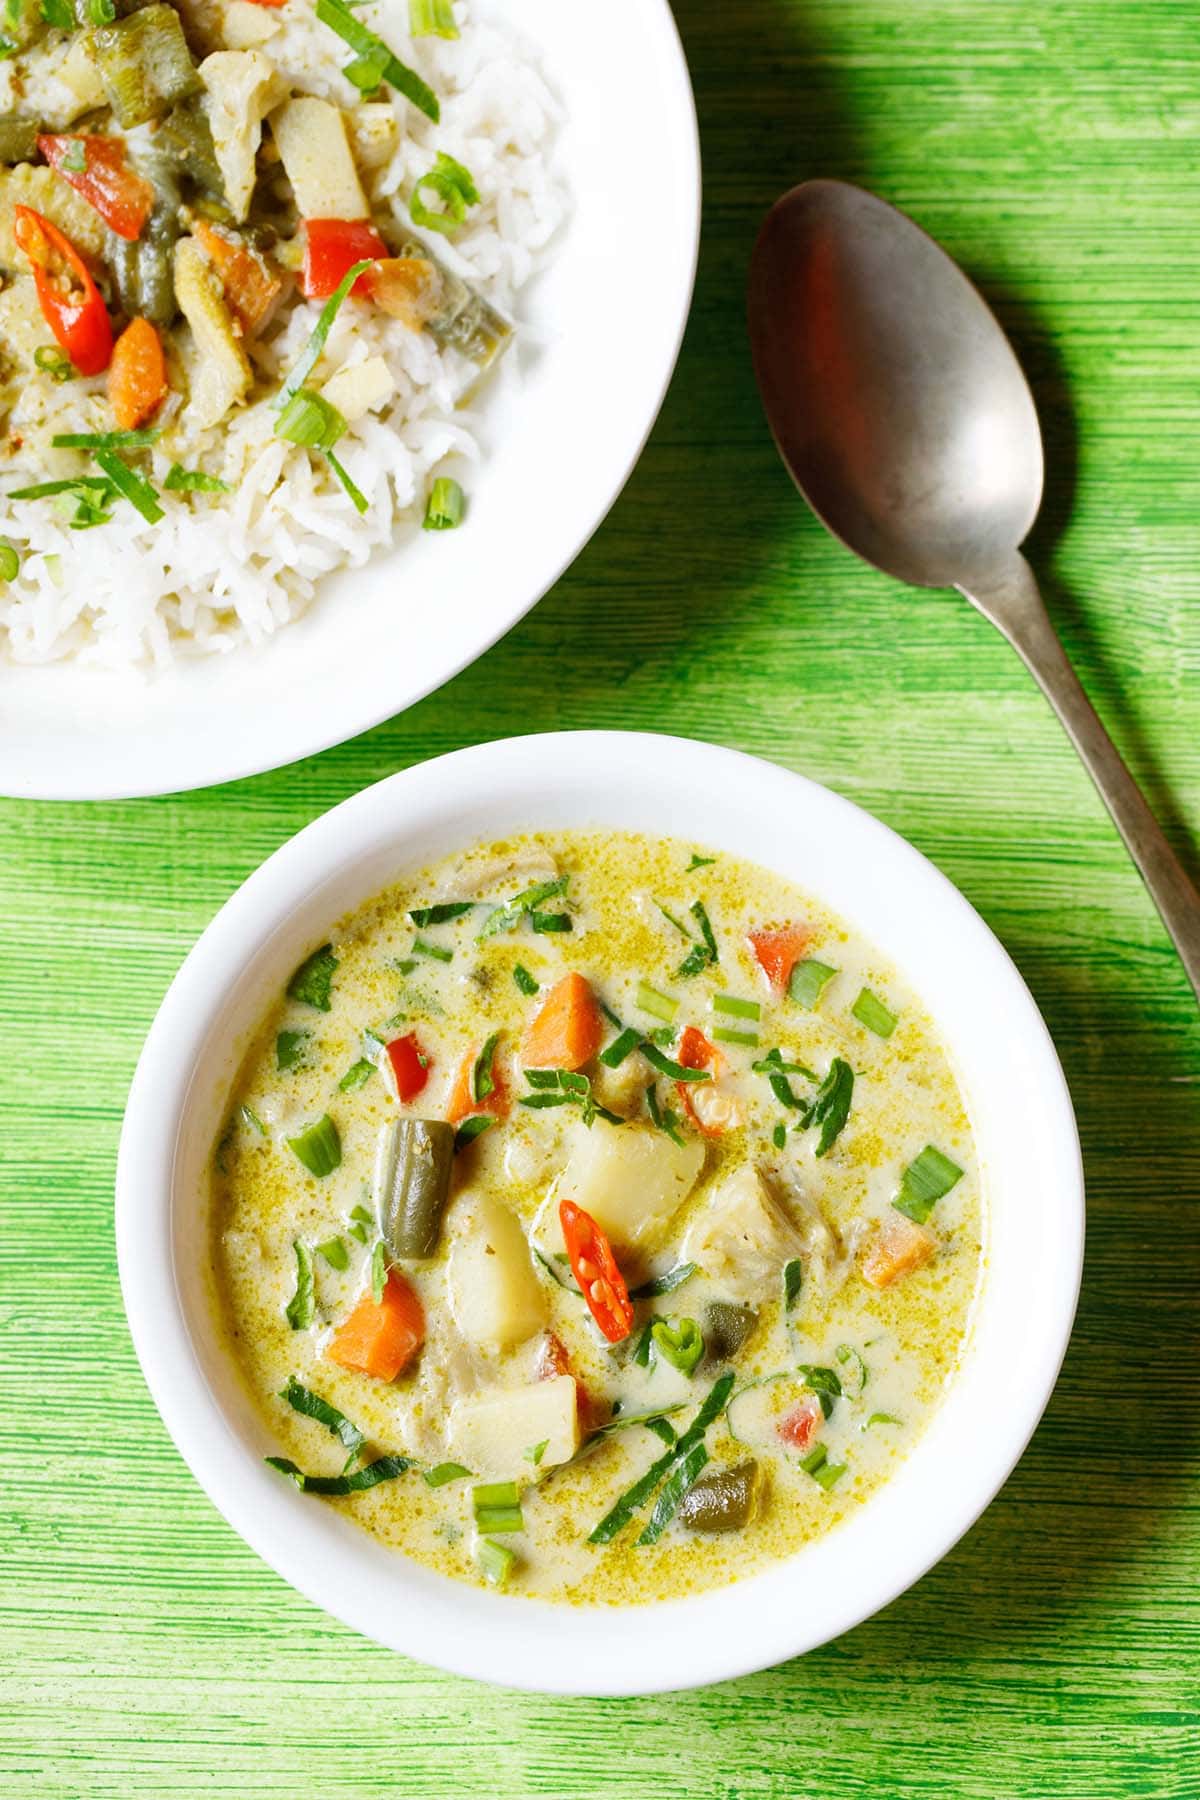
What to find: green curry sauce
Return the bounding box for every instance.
[210,831,985,1606]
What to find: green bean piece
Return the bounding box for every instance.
[678,1460,760,1533]
[373,1117,455,1259]
[399,237,513,373]
[92,4,200,128]
[702,1300,757,1363]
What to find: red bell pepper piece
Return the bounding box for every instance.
[12,205,112,377]
[385,1032,430,1103]
[777,1399,821,1451]
[748,924,813,991]
[559,1199,633,1344]
[38,134,154,242]
[302,218,388,299]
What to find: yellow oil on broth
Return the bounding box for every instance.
[210,831,984,1606]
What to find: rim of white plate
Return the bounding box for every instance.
[116,733,1084,1694]
[1,0,701,800]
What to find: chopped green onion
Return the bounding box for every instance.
[285,1240,315,1329]
[315,0,440,120]
[370,1238,387,1303]
[677,900,719,978]
[650,1317,704,1377]
[87,0,115,23]
[686,853,716,871]
[342,48,389,92]
[92,448,162,524]
[640,1041,712,1083]
[782,1258,802,1313]
[316,1235,349,1272]
[513,963,539,996]
[164,463,230,493]
[711,1026,759,1048]
[629,1262,697,1300]
[423,475,465,530]
[851,987,898,1038]
[799,1443,847,1491]
[473,1480,520,1509]
[279,1377,363,1460]
[287,943,338,1011]
[788,959,838,1010]
[410,0,458,37]
[52,429,159,450]
[712,994,761,1021]
[893,1144,963,1224]
[454,1113,494,1151]
[34,345,74,382]
[276,1029,310,1071]
[278,259,375,407]
[410,902,474,926]
[423,1461,471,1487]
[276,387,346,451]
[477,875,569,940]
[287,1115,342,1178]
[752,1047,817,1078]
[636,980,678,1024]
[326,448,369,514]
[599,1025,641,1068]
[472,1031,501,1104]
[866,1412,902,1429]
[267,1453,410,1495]
[0,542,18,582]
[475,1537,516,1586]
[410,151,479,237]
[339,1058,375,1092]
[412,935,452,963]
[798,1363,843,1420]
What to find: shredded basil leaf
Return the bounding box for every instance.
[279,1378,363,1460]
[287,943,338,1011]
[267,1453,411,1495]
[285,1241,315,1330]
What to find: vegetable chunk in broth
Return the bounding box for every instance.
[210,831,985,1605]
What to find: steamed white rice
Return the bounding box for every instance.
[0,0,565,669]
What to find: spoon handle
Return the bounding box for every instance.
[959,553,1200,1006]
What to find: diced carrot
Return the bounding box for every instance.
[523,972,602,1071]
[675,1025,736,1138]
[860,1214,937,1290]
[108,317,166,430]
[748,924,813,991]
[446,1040,509,1125]
[193,218,282,336]
[326,1268,425,1381]
[777,1399,821,1450]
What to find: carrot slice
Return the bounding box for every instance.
[108,317,166,430]
[860,1215,936,1290]
[326,1268,425,1381]
[446,1039,509,1125]
[522,972,602,1071]
[193,218,281,336]
[748,924,813,991]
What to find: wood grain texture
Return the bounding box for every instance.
[2,1,1199,1794]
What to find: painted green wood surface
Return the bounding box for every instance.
[3,1,1199,1793]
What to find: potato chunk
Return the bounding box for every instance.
[860,1213,936,1289]
[270,95,367,221]
[200,49,286,223]
[447,1375,579,1479]
[553,1121,705,1254]
[173,236,252,429]
[320,354,394,422]
[683,1164,806,1302]
[447,1192,547,1353]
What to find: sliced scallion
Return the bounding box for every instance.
[164,464,230,494]
[711,1026,759,1048]
[893,1145,963,1224]
[423,1461,471,1487]
[278,260,375,407]
[788,959,838,1010]
[287,1114,342,1178]
[52,429,160,450]
[599,1025,641,1068]
[412,935,452,963]
[410,151,478,238]
[410,0,458,37]
[276,1029,309,1071]
[851,987,898,1038]
[370,1238,387,1303]
[712,993,760,1021]
[799,1443,847,1491]
[636,979,678,1024]
[276,387,346,451]
[326,448,369,513]
[34,345,74,382]
[423,475,464,530]
[0,542,18,582]
[315,0,440,120]
[92,448,162,525]
[475,1537,516,1586]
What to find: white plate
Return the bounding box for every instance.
[116,732,1084,1695]
[0,4,699,800]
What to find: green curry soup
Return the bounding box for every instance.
[209,831,985,1606]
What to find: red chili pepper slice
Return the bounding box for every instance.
[385,1032,430,1103]
[38,134,154,242]
[559,1199,633,1344]
[12,205,112,377]
[301,218,388,299]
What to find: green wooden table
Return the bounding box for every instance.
[3,2,1198,1793]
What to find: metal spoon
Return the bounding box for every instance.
[748,177,1200,1003]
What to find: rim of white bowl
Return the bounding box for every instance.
[1,0,701,802]
[116,732,1084,1695]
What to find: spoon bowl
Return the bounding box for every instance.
[748,179,1043,589]
[748,178,1200,1004]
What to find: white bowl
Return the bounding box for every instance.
[116,732,1084,1694]
[0,2,699,801]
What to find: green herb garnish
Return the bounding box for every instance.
[478,875,569,940]
[893,1145,963,1224]
[644,1083,684,1146]
[639,1041,712,1083]
[267,1453,411,1495]
[629,1262,697,1300]
[315,1235,349,1271]
[279,1377,363,1461]
[599,1024,641,1068]
[276,1028,310,1071]
[677,900,718,979]
[524,1439,549,1466]
[782,1258,802,1312]
[164,464,230,494]
[287,943,338,1011]
[410,901,474,926]
[423,1461,471,1487]
[513,963,539,996]
[472,1031,501,1103]
[806,1057,854,1157]
[454,1113,495,1151]
[284,1240,315,1330]
[52,429,160,451]
[798,1363,843,1421]
[519,1067,621,1127]
[316,0,439,119]
[339,1058,375,1092]
[686,853,716,871]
